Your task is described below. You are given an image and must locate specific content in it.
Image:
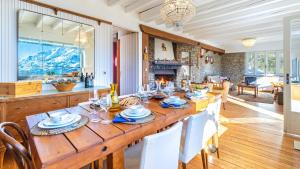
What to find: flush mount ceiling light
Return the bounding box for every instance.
[160,0,196,28]
[242,38,256,47]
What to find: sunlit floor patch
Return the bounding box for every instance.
[227,97,283,120]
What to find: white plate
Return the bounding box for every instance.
[120,109,151,119]
[38,114,81,129]
[44,114,75,126]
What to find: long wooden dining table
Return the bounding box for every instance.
[25,93,217,169]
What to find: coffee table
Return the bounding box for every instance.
[238,83,258,97]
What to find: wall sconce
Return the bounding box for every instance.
[210,57,214,64]
[205,56,214,64]
[200,48,206,58]
[205,56,209,64]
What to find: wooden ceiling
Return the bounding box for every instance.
[107,0,300,49]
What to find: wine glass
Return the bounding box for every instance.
[88,90,101,123]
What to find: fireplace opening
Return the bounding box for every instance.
[155,74,176,88]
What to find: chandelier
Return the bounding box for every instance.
[242,38,256,47]
[160,0,196,27]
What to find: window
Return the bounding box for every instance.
[18,39,83,80]
[17,10,95,81]
[245,50,284,76]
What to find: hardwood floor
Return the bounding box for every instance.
[3,100,300,169]
[185,100,300,169]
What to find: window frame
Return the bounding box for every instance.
[245,50,284,77]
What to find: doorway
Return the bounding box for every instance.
[112,26,139,95]
[283,14,300,136]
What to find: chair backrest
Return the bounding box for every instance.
[222,81,231,103]
[0,122,34,169]
[180,111,217,163]
[207,83,214,92]
[140,121,183,169]
[207,97,222,126]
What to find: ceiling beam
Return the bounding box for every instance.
[125,0,160,13]
[196,25,283,39]
[139,0,248,23]
[139,5,161,22]
[188,0,283,25]
[193,0,249,18]
[198,28,283,41]
[185,7,300,35]
[184,0,300,32]
[191,20,282,37]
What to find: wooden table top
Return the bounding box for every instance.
[26,92,201,169]
[238,83,258,88]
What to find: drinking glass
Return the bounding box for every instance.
[88,89,101,123]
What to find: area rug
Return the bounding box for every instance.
[229,90,274,104]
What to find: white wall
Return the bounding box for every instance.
[0,0,112,86]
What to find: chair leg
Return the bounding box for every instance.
[0,148,5,169]
[212,133,220,159]
[201,150,207,169]
[182,163,187,169]
[222,102,226,110]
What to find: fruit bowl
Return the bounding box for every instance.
[52,82,76,92]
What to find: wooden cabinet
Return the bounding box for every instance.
[0,88,109,128]
[69,93,89,107]
[6,96,68,128]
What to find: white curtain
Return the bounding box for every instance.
[120,33,139,95]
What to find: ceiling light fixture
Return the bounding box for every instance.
[242,38,256,47]
[160,0,196,28]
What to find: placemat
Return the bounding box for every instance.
[30,115,89,136]
[115,113,155,124]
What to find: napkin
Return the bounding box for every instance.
[112,115,136,123]
[160,102,183,108]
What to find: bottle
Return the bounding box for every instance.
[80,72,84,82]
[108,83,120,111]
[90,73,94,87]
[85,73,89,88]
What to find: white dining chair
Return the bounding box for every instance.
[206,97,221,158]
[125,121,183,169]
[222,81,231,110]
[180,111,218,169]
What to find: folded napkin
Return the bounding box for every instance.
[112,115,136,123]
[161,102,183,108]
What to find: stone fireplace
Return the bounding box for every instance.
[147,37,222,89]
[152,61,181,87]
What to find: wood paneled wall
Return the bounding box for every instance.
[0,0,113,86]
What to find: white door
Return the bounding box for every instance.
[120,33,139,95]
[283,14,300,136]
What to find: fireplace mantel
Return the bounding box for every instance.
[152,60,182,66]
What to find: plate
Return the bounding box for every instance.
[120,108,151,119]
[43,114,75,126]
[163,98,187,105]
[122,108,149,117]
[38,114,81,129]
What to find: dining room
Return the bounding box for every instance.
[1,0,300,169]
